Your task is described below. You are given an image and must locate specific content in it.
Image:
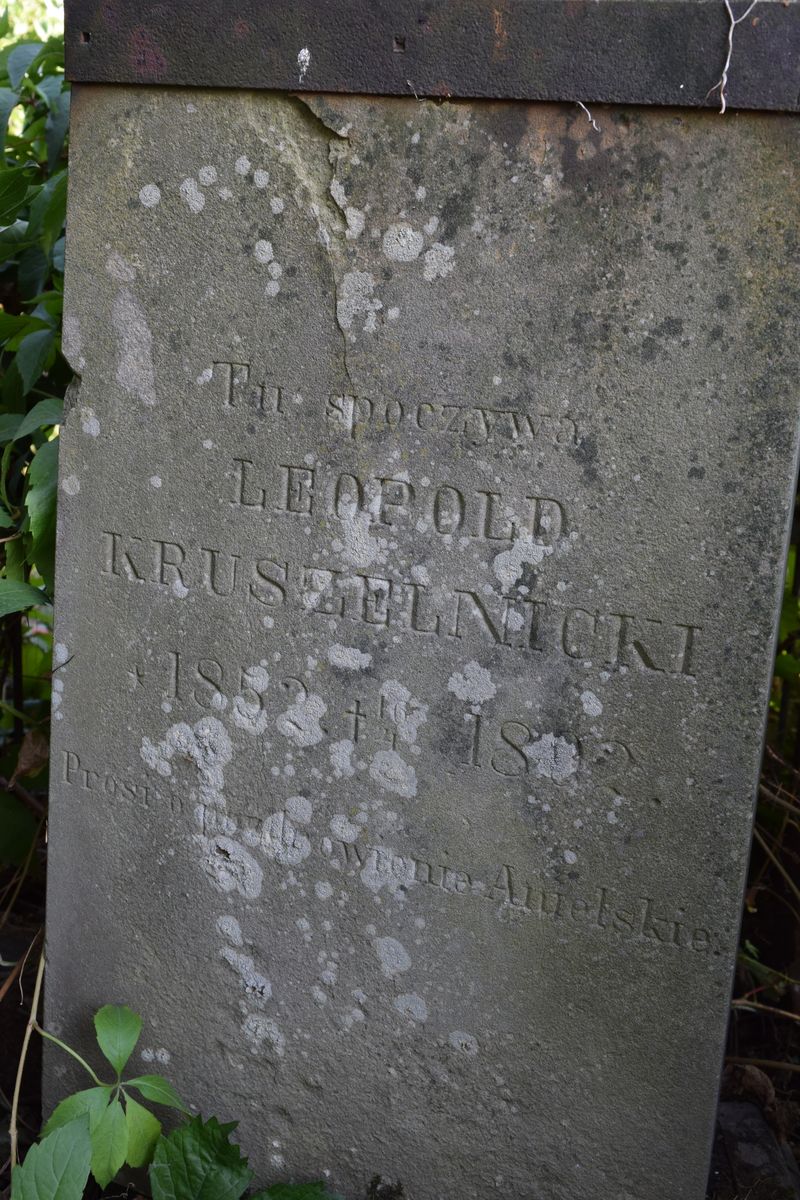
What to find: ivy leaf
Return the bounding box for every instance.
[15,328,55,395]
[26,171,67,256]
[43,1086,113,1137]
[125,1073,190,1113]
[124,1094,162,1168]
[0,87,19,145]
[25,437,58,595]
[93,1004,142,1076]
[149,1116,253,1200]
[45,90,70,172]
[14,396,63,441]
[90,1097,128,1189]
[11,1116,92,1200]
[0,166,32,225]
[0,579,47,617]
[8,42,43,90]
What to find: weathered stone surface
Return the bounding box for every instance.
[46,87,800,1200]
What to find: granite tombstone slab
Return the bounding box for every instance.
[46,85,800,1200]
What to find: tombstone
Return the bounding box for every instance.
[47,3,800,1198]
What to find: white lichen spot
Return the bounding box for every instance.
[394,993,428,1022]
[564,849,578,865]
[149,475,162,489]
[265,281,281,298]
[62,314,86,372]
[198,165,218,186]
[580,690,603,717]
[374,936,411,978]
[449,1031,479,1056]
[242,1013,284,1057]
[254,239,274,264]
[369,750,417,799]
[330,814,360,843]
[327,644,372,671]
[286,795,313,823]
[268,262,282,279]
[200,836,263,899]
[80,407,100,437]
[423,242,455,282]
[315,881,333,900]
[379,680,428,744]
[54,643,69,667]
[61,475,80,496]
[387,307,400,321]
[220,947,272,1006]
[423,215,439,236]
[261,810,311,867]
[105,251,136,284]
[297,46,311,82]
[525,733,579,783]
[139,183,161,208]
[216,915,243,945]
[253,169,270,189]
[336,271,381,333]
[235,155,251,176]
[179,178,205,213]
[448,661,496,705]
[492,531,552,590]
[111,288,157,406]
[329,739,355,779]
[276,693,326,747]
[270,197,285,214]
[345,207,365,239]
[382,223,424,262]
[196,367,213,385]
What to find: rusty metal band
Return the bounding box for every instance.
[64,0,800,112]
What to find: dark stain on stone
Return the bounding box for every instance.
[688,466,705,480]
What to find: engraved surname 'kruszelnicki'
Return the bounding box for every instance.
[100,531,701,676]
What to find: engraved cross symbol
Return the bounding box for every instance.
[345,699,368,743]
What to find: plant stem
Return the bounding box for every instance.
[32,1023,104,1085]
[10,947,45,1167]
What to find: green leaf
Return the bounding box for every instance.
[90,1097,128,1189]
[25,436,58,594]
[15,396,63,441]
[124,1094,162,1168]
[15,328,55,395]
[125,1073,189,1113]
[0,579,47,617]
[93,1004,142,1076]
[0,166,32,225]
[27,170,67,254]
[0,10,10,39]
[43,1087,114,1137]
[11,1116,92,1200]
[0,87,19,145]
[149,1116,253,1200]
[8,43,43,90]
[45,91,70,172]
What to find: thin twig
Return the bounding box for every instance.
[726,1055,800,1075]
[732,998,800,1025]
[759,783,800,819]
[0,775,47,818]
[753,825,800,909]
[709,0,760,114]
[32,1022,103,1085]
[9,947,45,1167]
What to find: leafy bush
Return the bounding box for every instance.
[13,1003,342,1200]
